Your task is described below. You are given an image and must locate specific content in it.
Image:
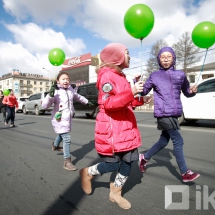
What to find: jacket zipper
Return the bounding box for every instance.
[109,114,115,154]
[168,71,177,115]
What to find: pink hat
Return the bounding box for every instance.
[100,43,127,66]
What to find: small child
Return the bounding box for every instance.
[2,89,18,127]
[0,90,6,123]
[42,71,92,171]
[79,43,143,209]
[139,47,200,182]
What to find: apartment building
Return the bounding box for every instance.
[0,69,50,97]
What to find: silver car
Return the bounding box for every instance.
[22,91,53,115]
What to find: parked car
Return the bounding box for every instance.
[178,77,215,125]
[16,97,29,113]
[73,82,99,118]
[22,91,53,115]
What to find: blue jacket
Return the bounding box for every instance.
[142,47,195,118]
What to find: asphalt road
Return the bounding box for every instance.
[0,111,214,215]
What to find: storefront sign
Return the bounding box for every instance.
[62,53,92,70]
[14,81,19,94]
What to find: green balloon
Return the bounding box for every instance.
[192,21,215,48]
[3,89,10,96]
[48,48,66,66]
[124,4,154,40]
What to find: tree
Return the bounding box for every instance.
[172,32,200,73]
[146,39,168,76]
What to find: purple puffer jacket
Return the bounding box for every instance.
[142,47,196,118]
[42,84,88,134]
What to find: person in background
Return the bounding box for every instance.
[139,47,200,183]
[79,43,143,209]
[0,90,6,123]
[42,71,93,171]
[2,89,18,127]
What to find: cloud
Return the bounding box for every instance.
[1,0,215,77]
[0,23,86,76]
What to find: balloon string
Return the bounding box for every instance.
[196,48,208,85]
[138,39,143,101]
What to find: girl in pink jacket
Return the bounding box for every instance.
[79,43,143,209]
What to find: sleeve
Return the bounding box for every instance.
[2,96,8,105]
[73,91,88,104]
[42,94,54,109]
[131,96,144,107]
[99,73,134,111]
[15,99,18,108]
[142,75,153,96]
[181,75,196,98]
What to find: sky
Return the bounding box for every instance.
[0,0,215,79]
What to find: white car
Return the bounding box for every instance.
[179,77,215,125]
[16,97,29,113]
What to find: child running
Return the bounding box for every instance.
[42,71,92,171]
[79,43,143,209]
[139,47,200,182]
[0,90,6,123]
[3,89,18,127]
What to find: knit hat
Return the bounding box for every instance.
[157,47,176,69]
[100,43,127,66]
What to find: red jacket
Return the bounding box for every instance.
[2,95,18,108]
[95,66,142,156]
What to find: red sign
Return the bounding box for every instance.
[62,53,91,70]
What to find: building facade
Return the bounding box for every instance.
[0,69,50,97]
[187,62,215,84]
[61,53,99,85]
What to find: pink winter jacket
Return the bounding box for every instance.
[95,66,142,156]
[42,84,88,134]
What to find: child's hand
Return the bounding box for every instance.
[144,96,153,104]
[132,81,144,95]
[49,81,57,97]
[189,85,198,93]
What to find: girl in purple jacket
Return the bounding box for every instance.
[42,71,90,171]
[139,47,200,183]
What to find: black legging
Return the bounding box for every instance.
[97,160,133,176]
[6,106,15,124]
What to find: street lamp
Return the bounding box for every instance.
[43,67,51,86]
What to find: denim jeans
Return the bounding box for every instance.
[97,160,133,176]
[54,133,71,159]
[6,106,15,125]
[144,129,188,174]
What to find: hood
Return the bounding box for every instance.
[157,47,176,70]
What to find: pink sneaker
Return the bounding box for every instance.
[139,154,148,173]
[182,170,200,182]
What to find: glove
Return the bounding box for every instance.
[49,80,57,97]
[87,101,94,106]
[54,111,62,121]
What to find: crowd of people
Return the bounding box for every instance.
[1,42,201,210]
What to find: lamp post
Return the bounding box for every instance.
[43,68,51,86]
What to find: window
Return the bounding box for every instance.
[189,75,195,83]
[29,95,36,101]
[40,88,42,92]
[34,87,37,91]
[34,81,37,84]
[40,82,42,85]
[36,93,41,99]
[197,79,215,93]
[20,80,23,84]
[87,86,96,95]
[27,80,30,85]
[78,87,86,96]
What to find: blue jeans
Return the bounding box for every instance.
[97,160,133,176]
[144,129,188,174]
[54,133,71,159]
[6,106,15,125]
